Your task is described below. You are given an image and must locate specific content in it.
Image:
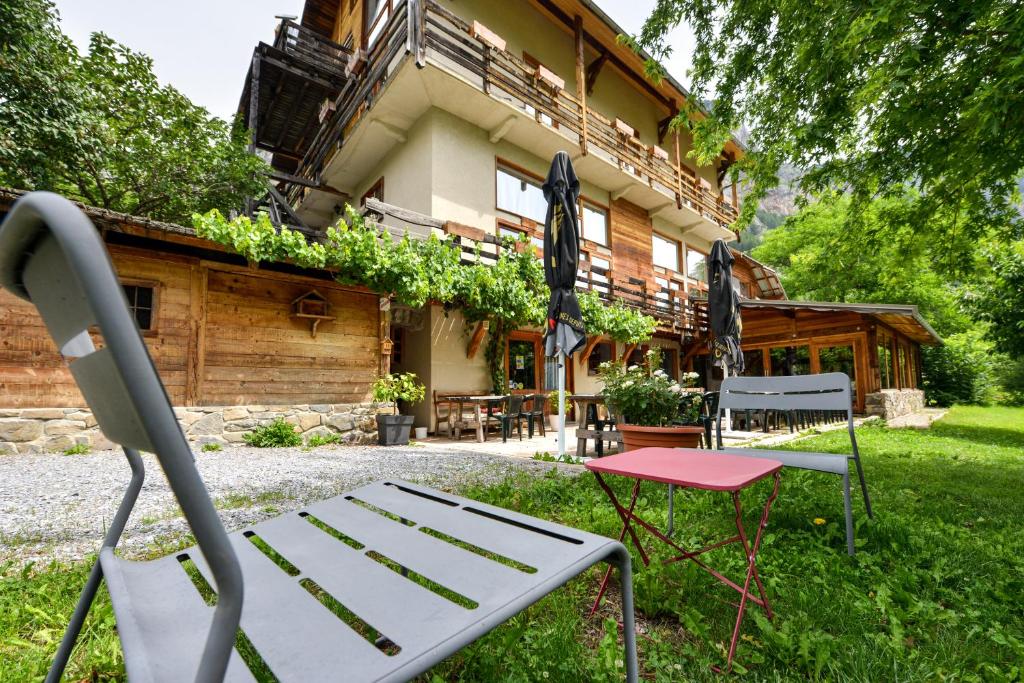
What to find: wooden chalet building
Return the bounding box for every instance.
[0,0,939,452]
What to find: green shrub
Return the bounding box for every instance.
[998,357,1024,405]
[200,442,223,452]
[62,443,90,455]
[243,419,302,448]
[306,433,342,448]
[921,329,1001,406]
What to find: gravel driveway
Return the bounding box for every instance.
[0,444,580,564]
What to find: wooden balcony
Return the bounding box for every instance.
[362,199,710,340]
[286,0,738,230]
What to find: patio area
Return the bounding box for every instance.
[2,406,1022,680]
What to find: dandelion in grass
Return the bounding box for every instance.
[814,517,826,525]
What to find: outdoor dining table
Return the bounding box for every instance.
[448,395,506,442]
[569,393,620,457]
[586,447,783,672]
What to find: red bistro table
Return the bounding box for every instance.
[586,447,783,672]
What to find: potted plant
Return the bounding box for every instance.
[548,390,568,431]
[372,372,426,446]
[598,348,704,451]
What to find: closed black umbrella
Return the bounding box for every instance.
[542,151,586,357]
[542,151,586,459]
[708,238,744,374]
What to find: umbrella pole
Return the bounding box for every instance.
[558,350,567,460]
[724,367,732,434]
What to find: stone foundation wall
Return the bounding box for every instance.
[865,389,925,420]
[0,403,392,454]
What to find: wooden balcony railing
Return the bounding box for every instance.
[290,0,738,228]
[361,198,710,338]
[272,19,351,76]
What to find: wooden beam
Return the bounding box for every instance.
[574,15,588,156]
[620,343,637,362]
[185,265,208,406]
[673,130,684,209]
[579,335,602,364]
[467,321,489,359]
[585,51,608,95]
[680,338,706,366]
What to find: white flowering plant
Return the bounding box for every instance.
[597,348,703,426]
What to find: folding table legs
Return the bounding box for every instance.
[589,471,782,673]
[722,471,781,671]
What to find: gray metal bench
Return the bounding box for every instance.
[0,192,638,683]
[714,374,873,555]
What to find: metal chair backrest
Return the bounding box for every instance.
[716,373,856,449]
[0,192,243,680]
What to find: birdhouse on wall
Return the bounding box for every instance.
[290,290,335,338]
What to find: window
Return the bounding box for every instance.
[587,341,613,376]
[581,201,608,246]
[364,0,392,46]
[122,284,155,331]
[496,164,547,224]
[877,340,893,389]
[361,177,384,206]
[741,349,765,376]
[686,248,707,283]
[818,344,857,401]
[898,344,908,388]
[770,346,810,376]
[652,233,680,271]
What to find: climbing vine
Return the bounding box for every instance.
[193,207,656,384]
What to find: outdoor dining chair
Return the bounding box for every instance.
[713,373,873,555]
[526,393,547,438]
[491,394,526,442]
[0,192,639,683]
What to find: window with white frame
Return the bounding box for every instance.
[496,164,547,224]
[581,201,608,245]
[652,233,680,271]
[686,247,707,283]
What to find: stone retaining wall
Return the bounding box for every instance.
[0,403,392,454]
[865,389,925,421]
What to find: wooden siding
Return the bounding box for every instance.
[0,244,380,408]
[608,197,655,286]
[331,0,364,46]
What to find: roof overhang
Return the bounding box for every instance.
[739,299,942,345]
[731,249,785,299]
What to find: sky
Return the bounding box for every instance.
[53,0,696,122]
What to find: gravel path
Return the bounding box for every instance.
[0,444,581,564]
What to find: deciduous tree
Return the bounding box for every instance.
[0,0,266,224]
[632,0,1024,243]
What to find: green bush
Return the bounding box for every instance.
[62,443,90,455]
[998,357,1024,405]
[243,419,302,448]
[306,433,342,447]
[921,329,1001,406]
[200,442,223,452]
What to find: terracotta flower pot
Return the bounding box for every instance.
[618,423,704,451]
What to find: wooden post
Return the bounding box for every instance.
[673,130,683,209]
[407,0,426,68]
[379,296,392,376]
[247,54,261,154]
[574,15,588,156]
[185,265,208,406]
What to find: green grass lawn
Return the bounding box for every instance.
[2,406,1023,681]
